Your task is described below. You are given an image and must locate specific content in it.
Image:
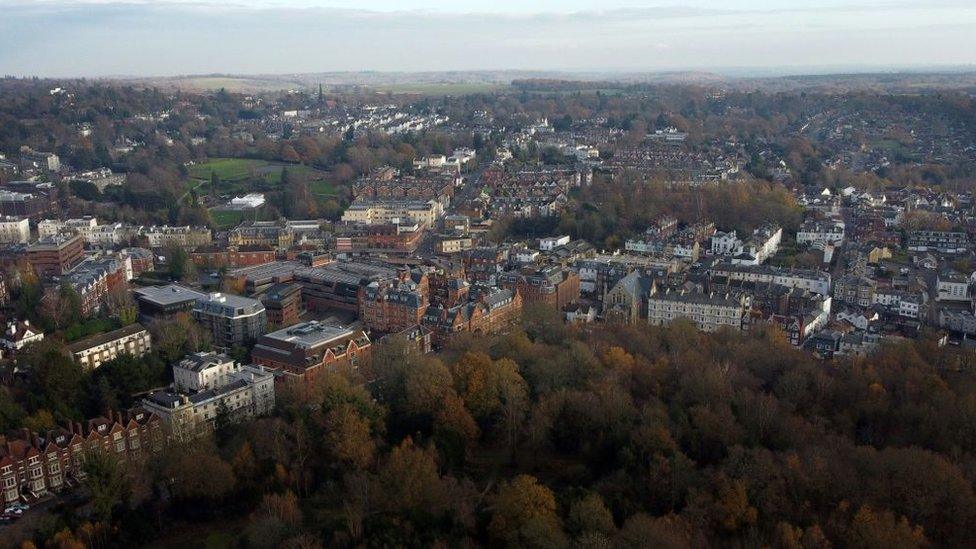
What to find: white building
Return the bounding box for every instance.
[143,352,276,441]
[229,193,266,209]
[539,235,570,251]
[0,216,30,244]
[37,216,98,239]
[796,219,845,247]
[937,271,970,302]
[0,320,43,351]
[731,224,782,266]
[341,199,443,228]
[710,230,741,256]
[67,323,151,370]
[647,288,749,332]
[709,262,832,296]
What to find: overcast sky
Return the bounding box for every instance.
[1,0,975,77]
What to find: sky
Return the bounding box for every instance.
[1,0,975,77]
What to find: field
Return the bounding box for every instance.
[188,158,268,182]
[209,209,246,230]
[369,82,508,96]
[187,158,338,196]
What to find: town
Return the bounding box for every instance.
[0,73,975,547]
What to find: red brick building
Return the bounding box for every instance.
[334,223,424,254]
[422,286,523,347]
[26,234,85,277]
[0,408,163,506]
[190,245,276,269]
[251,321,372,385]
[498,265,580,310]
[261,283,302,328]
[359,277,428,335]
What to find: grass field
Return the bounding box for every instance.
[189,158,269,182]
[188,158,338,196]
[370,82,508,96]
[209,209,246,230]
[309,179,336,196]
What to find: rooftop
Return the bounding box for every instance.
[134,284,207,306]
[259,320,356,350]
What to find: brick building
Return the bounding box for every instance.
[251,321,371,384]
[498,265,580,310]
[190,245,276,269]
[0,409,163,507]
[260,283,303,328]
[422,286,522,347]
[26,234,85,277]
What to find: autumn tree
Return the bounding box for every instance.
[489,475,567,548]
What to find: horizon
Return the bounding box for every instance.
[2,0,975,78]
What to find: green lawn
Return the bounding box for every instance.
[189,158,269,182]
[309,179,336,196]
[209,209,246,229]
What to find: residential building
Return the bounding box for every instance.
[834,275,877,307]
[0,216,29,244]
[796,219,845,247]
[0,320,43,352]
[192,292,268,348]
[143,353,275,440]
[709,262,832,296]
[0,408,163,507]
[907,230,968,254]
[647,288,749,332]
[937,271,970,302]
[142,226,212,250]
[359,277,428,334]
[498,265,580,310]
[66,324,151,370]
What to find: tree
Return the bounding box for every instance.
[164,244,194,282]
[319,403,376,471]
[23,340,85,419]
[159,440,236,503]
[489,475,567,548]
[150,313,211,362]
[567,493,616,540]
[83,450,129,522]
[615,513,695,549]
[375,438,446,515]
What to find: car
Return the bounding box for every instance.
[6,502,28,512]
[3,508,23,516]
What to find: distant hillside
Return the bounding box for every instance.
[118,69,976,95]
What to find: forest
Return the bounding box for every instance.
[11,305,976,548]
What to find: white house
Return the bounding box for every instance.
[710,230,741,256]
[0,320,43,351]
[937,271,970,302]
[540,235,571,251]
[796,219,845,247]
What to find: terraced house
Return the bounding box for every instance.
[0,409,163,507]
